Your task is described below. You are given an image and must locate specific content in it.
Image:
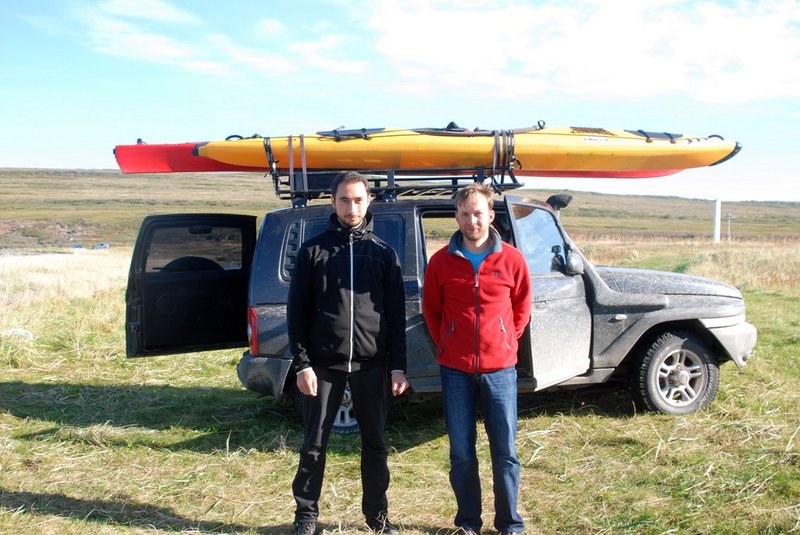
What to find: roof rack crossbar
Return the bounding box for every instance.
[274,166,524,204]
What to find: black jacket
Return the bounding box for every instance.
[288,212,407,374]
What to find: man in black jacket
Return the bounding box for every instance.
[288,171,409,535]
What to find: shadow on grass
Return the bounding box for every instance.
[518,382,638,419]
[0,380,448,453]
[0,489,456,534]
[0,380,302,453]
[0,489,290,534]
[0,380,638,454]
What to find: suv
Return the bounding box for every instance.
[126,176,756,432]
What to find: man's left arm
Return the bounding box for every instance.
[384,249,409,396]
[511,254,533,337]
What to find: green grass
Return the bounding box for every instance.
[1,170,799,533]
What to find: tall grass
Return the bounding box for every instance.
[1,239,799,533]
[577,235,800,294]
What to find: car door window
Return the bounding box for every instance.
[508,204,567,274]
[145,225,245,272]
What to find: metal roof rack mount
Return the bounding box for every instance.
[273,167,524,208]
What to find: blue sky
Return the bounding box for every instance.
[1,0,798,201]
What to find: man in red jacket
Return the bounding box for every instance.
[422,183,531,535]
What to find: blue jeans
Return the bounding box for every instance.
[440,365,524,533]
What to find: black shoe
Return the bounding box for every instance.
[454,528,480,535]
[366,514,400,534]
[293,521,316,535]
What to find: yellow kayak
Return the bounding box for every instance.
[193,124,741,178]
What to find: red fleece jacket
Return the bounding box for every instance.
[422,229,532,373]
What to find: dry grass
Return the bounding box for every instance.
[1,237,798,534]
[577,235,800,294]
[1,167,799,533]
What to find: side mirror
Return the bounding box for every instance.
[565,248,585,275]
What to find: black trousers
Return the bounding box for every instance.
[292,365,389,522]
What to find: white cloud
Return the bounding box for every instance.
[207,34,296,75]
[98,0,201,24]
[364,0,800,103]
[71,0,800,102]
[291,35,370,74]
[73,8,234,76]
[73,5,364,79]
[257,18,286,35]
[81,13,198,61]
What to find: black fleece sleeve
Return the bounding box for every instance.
[384,247,407,373]
[287,245,314,374]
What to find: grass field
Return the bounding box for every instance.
[1,169,799,534]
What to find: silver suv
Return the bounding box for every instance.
[126,177,757,432]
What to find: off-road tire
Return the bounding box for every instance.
[632,330,720,414]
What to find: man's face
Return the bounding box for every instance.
[332,180,370,228]
[456,194,495,243]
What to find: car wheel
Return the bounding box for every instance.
[632,330,720,415]
[292,383,360,435]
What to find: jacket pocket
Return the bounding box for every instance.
[499,316,513,349]
[437,320,456,358]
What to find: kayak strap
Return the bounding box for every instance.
[490,130,519,191]
[263,137,279,178]
[628,130,683,143]
[287,135,311,207]
[288,135,295,198]
[300,135,309,194]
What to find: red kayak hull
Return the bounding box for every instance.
[114,142,265,174]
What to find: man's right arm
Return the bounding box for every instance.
[421,254,443,342]
[288,246,314,375]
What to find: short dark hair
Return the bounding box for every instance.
[331,171,370,198]
[454,183,494,210]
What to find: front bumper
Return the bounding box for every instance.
[701,315,758,367]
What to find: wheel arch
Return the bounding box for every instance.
[614,319,732,378]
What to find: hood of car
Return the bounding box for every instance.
[594,266,743,299]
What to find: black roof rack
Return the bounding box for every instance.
[272,167,524,207]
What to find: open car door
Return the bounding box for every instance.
[503,196,591,389]
[126,214,257,357]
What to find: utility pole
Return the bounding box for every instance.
[725,212,736,241]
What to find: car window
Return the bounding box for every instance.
[509,203,567,274]
[419,209,515,264]
[145,225,244,272]
[281,214,405,280]
[301,216,403,258]
[420,212,458,261]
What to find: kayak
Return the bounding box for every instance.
[196,125,740,176]
[114,123,741,178]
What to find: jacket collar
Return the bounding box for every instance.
[447,227,503,257]
[328,211,374,241]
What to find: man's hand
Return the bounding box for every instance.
[391,371,410,397]
[296,368,318,396]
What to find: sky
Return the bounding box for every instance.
[1,0,798,202]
